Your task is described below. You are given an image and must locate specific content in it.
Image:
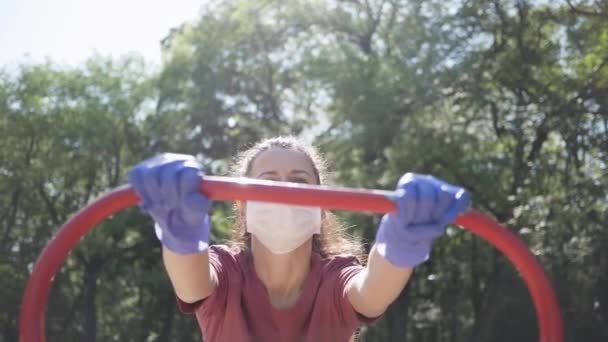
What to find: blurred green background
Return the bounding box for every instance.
[1,0,607,341]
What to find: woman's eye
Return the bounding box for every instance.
[290,177,310,184]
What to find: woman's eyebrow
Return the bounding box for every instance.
[255,170,313,178]
[290,170,313,177]
[256,170,280,178]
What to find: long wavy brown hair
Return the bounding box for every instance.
[227,136,366,264]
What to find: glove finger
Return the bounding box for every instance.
[142,165,162,205]
[159,160,182,207]
[440,182,465,197]
[419,174,460,193]
[439,189,471,225]
[395,182,417,225]
[406,224,445,241]
[181,193,210,226]
[178,161,203,198]
[183,192,210,212]
[147,153,193,167]
[431,190,454,223]
[397,172,418,187]
[413,180,436,224]
[128,166,152,206]
[421,175,468,223]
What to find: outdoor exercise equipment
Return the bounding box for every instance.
[19,176,564,342]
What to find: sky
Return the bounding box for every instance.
[0,0,203,68]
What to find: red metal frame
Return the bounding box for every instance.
[19,176,564,342]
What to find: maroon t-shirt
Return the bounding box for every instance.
[178,245,376,342]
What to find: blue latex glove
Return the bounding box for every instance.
[375,173,470,268]
[128,153,212,255]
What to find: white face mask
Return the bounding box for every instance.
[245,201,322,255]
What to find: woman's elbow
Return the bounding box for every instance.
[355,302,389,319]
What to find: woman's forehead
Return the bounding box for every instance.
[250,148,315,176]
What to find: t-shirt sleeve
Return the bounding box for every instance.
[175,245,235,318]
[328,256,382,326]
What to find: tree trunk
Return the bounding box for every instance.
[82,258,103,342]
[470,264,508,342]
[158,292,176,341]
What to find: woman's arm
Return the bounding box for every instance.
[347,173,470,318]
[347,245,413,317]
[162,247,217,303]
[128,154,217,303]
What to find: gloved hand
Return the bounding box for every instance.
[375,173,470,268]
[128,153,212,255]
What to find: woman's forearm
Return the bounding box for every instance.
[347,244,414,317]
[162,247,217,303]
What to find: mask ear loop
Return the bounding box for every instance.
[20,176,564,342]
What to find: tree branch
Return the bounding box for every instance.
[565,0,608,18]
[37,182,61,226]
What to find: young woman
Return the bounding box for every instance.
[128,136,470,342]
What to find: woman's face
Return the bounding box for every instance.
[249,148,317,185]
[245,148,320,254]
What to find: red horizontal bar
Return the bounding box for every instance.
[201,176,398,213]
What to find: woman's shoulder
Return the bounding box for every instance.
[208,244,250,273]
[209,243,238,256]
[317,253,363,275]
[209,243,248,256]
[315,253,365,294]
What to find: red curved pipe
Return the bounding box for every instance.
[19,176,564,342]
